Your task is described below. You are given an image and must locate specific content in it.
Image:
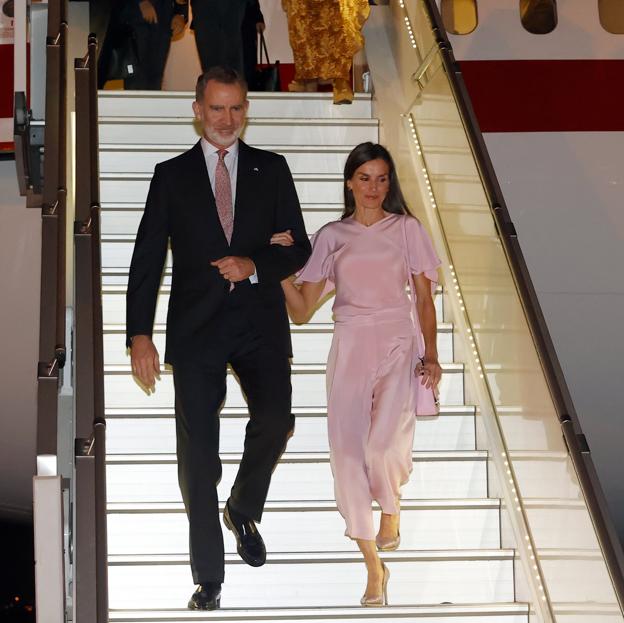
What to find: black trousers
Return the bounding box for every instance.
[124,21,172,90]
[191,0,248,74]
[172,293,294,584]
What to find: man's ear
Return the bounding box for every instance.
[192,100,201,119]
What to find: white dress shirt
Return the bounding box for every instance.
[200,137,258,283]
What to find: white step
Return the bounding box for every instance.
[100,172,344,205]
[103,363,465,409]
[99,117,379,147]
[109,604,530,623]
[107,550,515,610]
[105,405,473,455]
[100,145,353,175]
[101,286,445,325]
[102,322,454,365]
[107,499,501,556]
[98,91,373,120]
[100,204,344,238]
[106,451,487,504]
[109,604,529,623]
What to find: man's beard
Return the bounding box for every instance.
[203,124,244,147]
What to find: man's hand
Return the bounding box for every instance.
[256,22,266,33]
[171,14,186,38]
[130,335,161,392]
[211,256,256,283]
[139,0,158,23]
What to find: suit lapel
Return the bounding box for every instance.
[189,140,230,250]
[231,140,255,249]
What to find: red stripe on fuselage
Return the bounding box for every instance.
[460,60,624,132]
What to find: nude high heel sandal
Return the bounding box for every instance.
[360,563,390,607]
[376,509,401,551]
[376,531,401,552]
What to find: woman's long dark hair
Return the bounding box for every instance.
[342,142,410,219]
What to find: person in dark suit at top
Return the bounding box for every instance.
[241,0,265,89]
[126,66,311,610]
[189,0,248,75]
[98,0,188,89]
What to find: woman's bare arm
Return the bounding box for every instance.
[271,229,327,324]
[281,278,327,324]
[413,273,442,389]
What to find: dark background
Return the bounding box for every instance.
[0,520,35,621]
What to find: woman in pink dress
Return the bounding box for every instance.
[271,142,442,606]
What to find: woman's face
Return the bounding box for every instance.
[347,158,390,211]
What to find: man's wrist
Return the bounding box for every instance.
[248,259,258,284]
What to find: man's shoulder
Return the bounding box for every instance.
[154,144,199,175]
[239,142,285,166]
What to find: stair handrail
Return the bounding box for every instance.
[13,91,43,202]
[73,34,108,622]
[416,0,624,608]
[35,1,68,462]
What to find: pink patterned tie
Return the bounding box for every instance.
[215,149,233,243]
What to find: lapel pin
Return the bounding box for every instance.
[253,167,259,172]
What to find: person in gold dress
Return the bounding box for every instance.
[282,0,370,104]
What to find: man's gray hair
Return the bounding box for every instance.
[195,67,248,101]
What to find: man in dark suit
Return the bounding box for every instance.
[126,66,311,610]
[98,0,188,89]
[190,0,249,75]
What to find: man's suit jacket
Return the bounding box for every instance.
[126,139,311,365]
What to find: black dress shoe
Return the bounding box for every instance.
[188,583,221,610]
[223,500,266,567]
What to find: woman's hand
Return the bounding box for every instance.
[271,230,294,246]
[415,357,442,390]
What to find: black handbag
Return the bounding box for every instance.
[251,33,281,92]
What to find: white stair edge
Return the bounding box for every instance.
[108,549,516,565]
[100,144,358,153]
[107,498,501,513]
[98,90,372,101]
[100,171,344,181]
[104,405,475,417]
[100,202,345,209]
[99,117,379,127]
[106,450,488,465]
[103,362,463,374]
[108,603,529,620]
[102,322,454,333]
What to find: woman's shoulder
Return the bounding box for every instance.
[400,212,425,231]
[312,218,348,240]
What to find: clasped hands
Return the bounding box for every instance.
[210,256,256,283]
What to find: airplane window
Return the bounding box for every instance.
[598,0,624,34]
[520,0,557,34]
[441,0,478,35]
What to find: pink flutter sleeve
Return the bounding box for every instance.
[405,216,441,293]
[295,226,338,298]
